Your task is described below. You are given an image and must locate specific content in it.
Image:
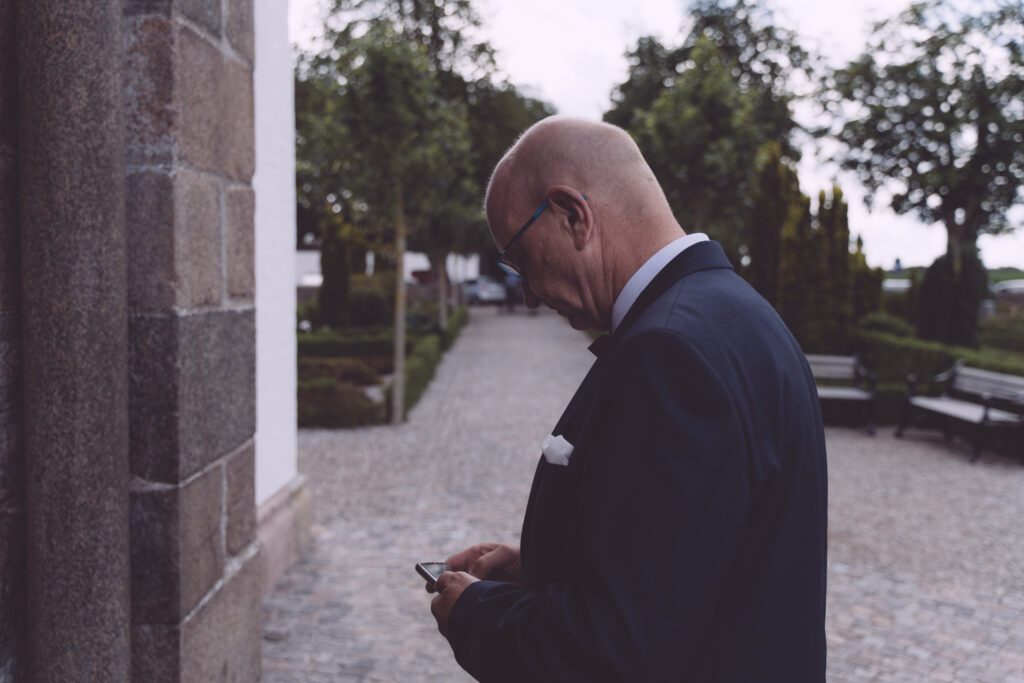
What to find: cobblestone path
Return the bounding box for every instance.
[262,307,1024,682]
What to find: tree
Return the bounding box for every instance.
[824,0,1024,340]
[295,69,358,320]
[916,248,989,345]
[338,24,440,423]
[748,141,798,306]
[407,100,478,328]
[817,186,852,350]
[605,36,678,131]
[777,192,817,348]
[850,237,884,324]
[630,37,761,259]
[327,0,494,78]
[607,0,811,259]
[607,0,810,156]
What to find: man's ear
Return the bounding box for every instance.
[546,186,593,250]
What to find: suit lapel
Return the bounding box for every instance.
[521,241,734,586]
[604,240,734,353]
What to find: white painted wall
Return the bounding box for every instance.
[295,250,481,284]
[254,0,298,506]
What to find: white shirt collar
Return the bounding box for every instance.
[610,233,709,332]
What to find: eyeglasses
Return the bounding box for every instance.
[495,194,587,279]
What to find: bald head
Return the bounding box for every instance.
[483,116,686,332]
[485,116,673,244]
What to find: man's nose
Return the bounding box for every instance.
[523,285,541,309]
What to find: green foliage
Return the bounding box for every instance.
[825,1,1023,247]
[978,315,1024,354]
[853,330,1024,385]
[772,187,882,353]
[856,311,916,338]
[607,0,810,156]
[777,193,818,348]
[297,379,385,428]
[298,330,414,358]
[298,357,379,387]
[630,37,761,257]
[350,274,394,327]
[989,267,1024,285]
[441,306,469,350]
[297,298,320,327]
[326,0,494,78]
[385,334,443,421]
[850,236,884,325]
[818,186,854,349]
[747,142,796,306]
[297,307,471,428]
[824,1,1024,338]
[917,248,989,346]
[319,219,355,327]
[608,0,811,258]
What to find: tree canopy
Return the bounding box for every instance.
[605,0,811,259]
[823,0,1024,253]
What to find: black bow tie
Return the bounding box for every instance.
[588,334,612,357]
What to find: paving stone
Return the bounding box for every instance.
[262,307,1024,682]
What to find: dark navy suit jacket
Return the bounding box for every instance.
[448,241,828,682]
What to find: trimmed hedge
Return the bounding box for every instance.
[299,307,471,428]
[298,357,378,387]
[852,331,1024,385]
[298,330,416,358]
[441,306,470,350]
[978,316,1024,354]
[297,379,384,428]
[397,335,442,417]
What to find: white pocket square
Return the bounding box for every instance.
[542,433,574,466]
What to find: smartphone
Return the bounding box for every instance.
[415,562,449,585]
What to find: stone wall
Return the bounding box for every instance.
[0,0,23,678]
[0,0,260,678]
[122,0,260,680]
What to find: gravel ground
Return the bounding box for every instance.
[262,306,1024,682]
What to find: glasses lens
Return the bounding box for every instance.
[496,259,520,278]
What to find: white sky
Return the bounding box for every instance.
[288,0,1024,270]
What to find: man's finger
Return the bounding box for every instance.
[424,581,436,594]
[469,545,512,579]
[430,593,443,620]
[445,543,491,571]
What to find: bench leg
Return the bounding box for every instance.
[941,417,953,442]
[865,400,876,436]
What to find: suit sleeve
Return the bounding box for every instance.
[447,330,754,682]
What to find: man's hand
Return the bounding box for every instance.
[446,543,524,585]
[430,571,478,639]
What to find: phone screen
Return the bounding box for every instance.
[416,562,448,583]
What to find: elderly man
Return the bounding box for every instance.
[429,117,827,682]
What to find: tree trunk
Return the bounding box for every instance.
[391,183,407,425]
[437,253,448,330]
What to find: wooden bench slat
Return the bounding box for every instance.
[909,396,1021,424]
[817,387,872,401]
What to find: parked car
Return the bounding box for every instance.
[462,276,506,305]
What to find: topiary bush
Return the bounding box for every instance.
[856,311,915,338]
[441,306,469,350]
[298,357,379,387]
[349,274,394,327]
[297,379,384,428]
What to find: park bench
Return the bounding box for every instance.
[806,354,877,435]
[896,360,1024,462]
